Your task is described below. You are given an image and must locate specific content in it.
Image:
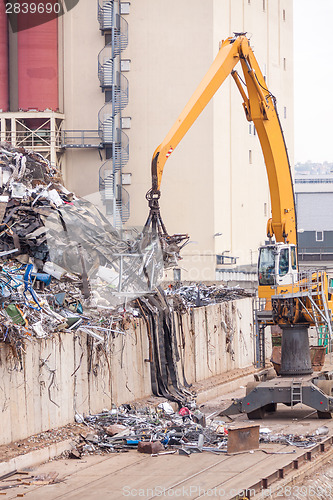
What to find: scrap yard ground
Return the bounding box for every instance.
[1,381,333,499]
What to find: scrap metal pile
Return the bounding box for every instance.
[0,143,164,335]
[0,260,128,347]
[166,283,254,309]
[0,143,163,302]
[259,425,330,448]
[0,145,192,406]
[73,403,227,457]
[70,404,330,458]
[0,145,254,407]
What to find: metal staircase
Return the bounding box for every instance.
[99,162,130,223]
[291,380,302,408]
[296,270,333,348]
[97,0,114,30]
[97,0,130,229]
[98,105,113,144]
[98,44,114,87]
[253,297,273,368]
[113,14,129,55]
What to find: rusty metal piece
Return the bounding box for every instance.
[137,441,164,455]
[270,345,282,375]
[0,470,17,481]
[310,346,326,370]
[261,478,268,489]
[227,424,259,454]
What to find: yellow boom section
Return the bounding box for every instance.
[150,34,296,245]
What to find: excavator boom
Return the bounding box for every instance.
[147,34,296,246]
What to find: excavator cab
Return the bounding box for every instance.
[258,243,298,288]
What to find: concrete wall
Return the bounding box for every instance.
[0,297,258,445]
[176,299,255,385]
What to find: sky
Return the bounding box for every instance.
[293,0,333,163]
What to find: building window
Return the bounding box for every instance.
[122,173,132,185]
[284,106,287,119]
[283,9,286,21]
[264,203,267,217]
[249,124,256,135]
[121,2,130,15]
[217,254,237,265]
[121,59,131,72]
[316,231,324,242]
[121,117,131,129]
[283,58,286,70]
[263,0,266,11]
[249,150,252,164]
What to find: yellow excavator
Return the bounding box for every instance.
[144,33,333,418]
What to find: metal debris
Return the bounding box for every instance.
[0,471,59,491]
[259,426,330,448]
[165,283,254,309]
[0,146,255,408]
[0,143,164,306]
[69,404,229,457]
[0,146,165,379]
[68,407,333,458]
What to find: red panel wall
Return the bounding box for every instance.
[0,2,9,111]
[18,16,59,111]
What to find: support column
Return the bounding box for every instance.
[11,117,16,146]
[50,115,56,165]
[0,117,6,142]
[280,324,312,376]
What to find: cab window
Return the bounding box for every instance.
[258,247,275,285]
[291,246,297,270]
[279,248,289,276]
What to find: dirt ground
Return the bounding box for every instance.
[0,423,85,463]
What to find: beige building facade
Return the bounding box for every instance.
[2,0,294,282]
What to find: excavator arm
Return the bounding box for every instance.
[145,34,296,246]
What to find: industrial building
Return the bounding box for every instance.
[0,0,294,281]
[295,174,333,265]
